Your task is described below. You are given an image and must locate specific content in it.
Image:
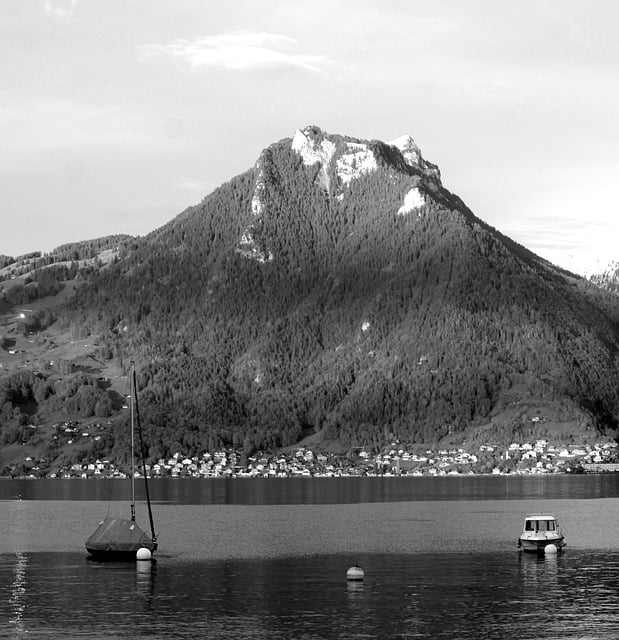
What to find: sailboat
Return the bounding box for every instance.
[85,361,158,560]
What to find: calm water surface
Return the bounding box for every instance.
[2,475,619,639]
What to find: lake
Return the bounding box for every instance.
[2,475,619,639]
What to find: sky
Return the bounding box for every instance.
[2,0,618,274]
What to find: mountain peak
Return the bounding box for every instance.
[290,125,441,189]
[389,134,421,165]
[237,126,458,265]
[291,125,336,170]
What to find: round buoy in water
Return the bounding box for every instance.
[136,547,152,561]
[346,565,364,581]
[544,544,558,555]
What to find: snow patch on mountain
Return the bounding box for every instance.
[390,134,441,181]
[397,187,425,215]
[237,229,273,264]
[291,126,442,196]
[336,142,378,185]
[291,127,336,168]
[291,126,336,192]
[251,158,266,217]
[251,192,264,217]
[390,135,422,166]
[237,156,272,262]
[292,126,380,188]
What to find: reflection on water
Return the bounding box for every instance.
[3,473,619,504]
[8,552,27,636]
[346,580,365,597]
[519,550,560,587]
[135,559,156,614]
[3,551,619,638]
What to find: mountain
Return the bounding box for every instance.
[2,125,619,472]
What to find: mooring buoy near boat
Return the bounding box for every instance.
[544,544,558,555]
[346,565,364,581]
[136,547,152,561]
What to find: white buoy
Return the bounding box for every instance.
[544,544,558,555]
[346,565,364,581]
[136,547,152,561]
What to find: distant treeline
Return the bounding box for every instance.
[0,235,136,308]
[0,235,132,281]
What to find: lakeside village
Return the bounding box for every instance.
[16,421,619,479]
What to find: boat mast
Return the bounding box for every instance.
[130,361,136,522]
[132,361,157,548]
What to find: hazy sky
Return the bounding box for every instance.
[2,0,618,273]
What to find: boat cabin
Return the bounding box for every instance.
[523,515,559,532]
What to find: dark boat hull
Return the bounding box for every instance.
[518,536,565,553]
[85,516,156,561]
[86,548,155,561]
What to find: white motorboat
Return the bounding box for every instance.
[518,513,565,553]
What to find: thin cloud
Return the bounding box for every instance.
[139,32,328,72]
[506,215,601,252]
[43,0,77,19]
[175,176,211,192]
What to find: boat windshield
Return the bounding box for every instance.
[525,519,556,531]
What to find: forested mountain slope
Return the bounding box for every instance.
[3,126,619,464]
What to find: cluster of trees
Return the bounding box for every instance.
[0,255,18,269]
[0,251,43,269]
[1,265,73,304]
[1,258,116,308]
[5,136,617,463]
[0,369,113,435]
[48,235,132,262]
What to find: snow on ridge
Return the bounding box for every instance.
[251,158,266,217]
[292,127,336,192]
[397,187,425,215]
[292,127,378,187]
[390,135,421,167]
[336,141,378,185]
[251,191,264,216]
[291,127,336,167]
[238,156,271,262]
[390,134,441,182]
[291,127,441,188]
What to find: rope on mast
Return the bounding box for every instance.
[131,361,157,547]
[130,362,136,521]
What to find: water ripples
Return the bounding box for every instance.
[2,551,619,639]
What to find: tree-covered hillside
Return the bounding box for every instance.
[3,127,619,466]
[38,128,617,459]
